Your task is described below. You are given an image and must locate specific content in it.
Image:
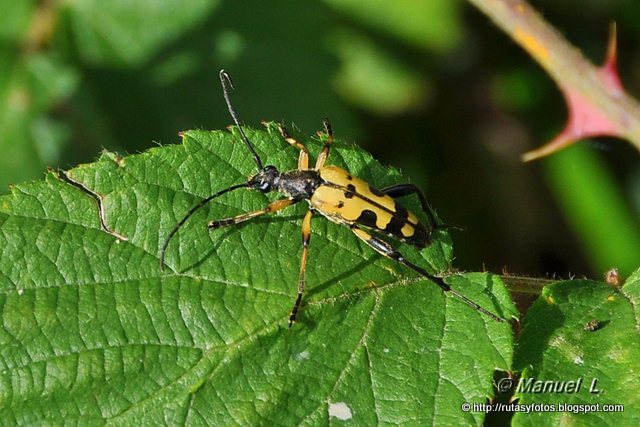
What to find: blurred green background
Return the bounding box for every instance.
[1,0,639,281]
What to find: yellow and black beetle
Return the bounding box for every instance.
[161,70,505,325]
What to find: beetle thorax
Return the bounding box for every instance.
[276,170,323,200]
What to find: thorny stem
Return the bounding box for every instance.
[467,0,640,154]
[500,275,553,295]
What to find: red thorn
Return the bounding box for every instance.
[600,22,623,94]
[522,23,626,161]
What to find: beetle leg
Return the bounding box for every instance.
[314,118,333,170]
[208,198,298,229]
[289,209,314,326]
[277,123,309,170]
[350,225,505,322]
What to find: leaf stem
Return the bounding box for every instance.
[499,274,553,295]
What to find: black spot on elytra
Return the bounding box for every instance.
[383,204,431,248]
[385,204,408,237]
[336,201,345,208]
[407,222,430,248]
[346,174,353,180]
[344,184,356,199]
[368,185,385,197]
[357,209,378,228]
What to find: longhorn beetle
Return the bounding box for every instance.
[160,70,505,325]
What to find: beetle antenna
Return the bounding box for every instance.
[160,182,249,270]
[219,70,264,171]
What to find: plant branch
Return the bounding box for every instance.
[467,0,640,159]
[500,274,553,295]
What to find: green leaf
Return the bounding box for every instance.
[0,127,514,424]
[513,269,640,424]
[0,51,79,191]
[0,0,35,42]
[321,0,462,52]
[64,0,220,66]
[543,144,640,276]
[329,29,430,115]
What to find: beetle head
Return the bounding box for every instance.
[249,165,280,193]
